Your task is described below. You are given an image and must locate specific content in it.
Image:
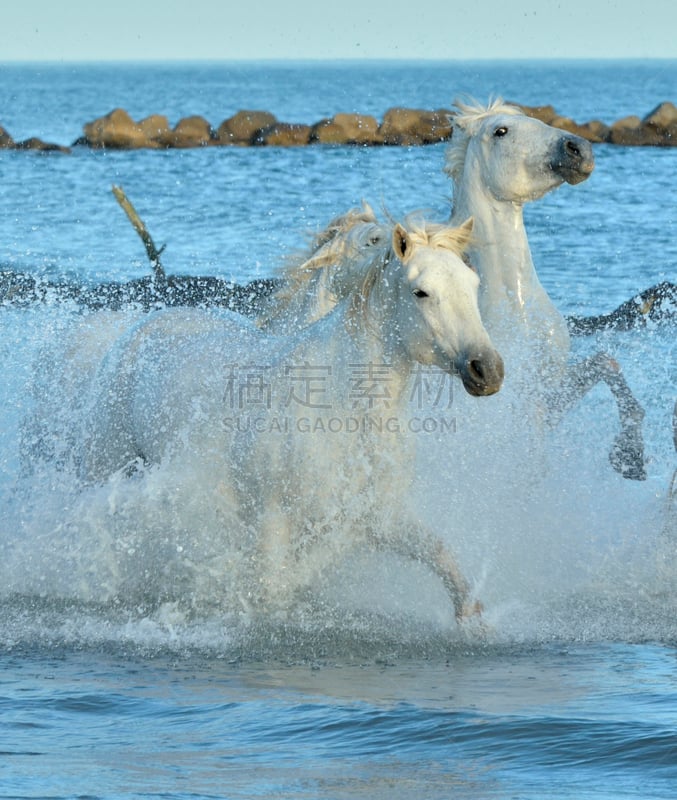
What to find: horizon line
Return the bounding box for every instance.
[1,56,676,66]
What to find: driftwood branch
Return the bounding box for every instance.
[112,184,166,284]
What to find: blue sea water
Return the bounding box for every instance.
[0,61,676,799]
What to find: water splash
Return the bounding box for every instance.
[0,305,675,658]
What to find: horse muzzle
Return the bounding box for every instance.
[458,350,505,397]
[550,133,595,185]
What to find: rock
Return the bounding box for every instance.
[138,114,172,144]
[641,127,676,146]
[643,101,677,131]
[608,115,643,145]
[608,114,665,146]
[0,125,15,148]
[575,119,611,144]
[162,115,214,148]
[379,107,452,145]
[14,137,71,154]
[518,104,558,125]
[550,114,579,134]
[549,115,610,143]
[309,118,343,144]
[254,122,312,146]
[640,101,677,145]
[311,113,383,145]
[605,105,676,146]
[82,108,151,149]
[215,110,278,145]
[519,104,608,142]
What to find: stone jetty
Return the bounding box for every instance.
[0,101,676,152]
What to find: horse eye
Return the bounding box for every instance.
[368,235,381,246]
[462,254,477,272]
[412,288,429,299]
[493,126,508,137]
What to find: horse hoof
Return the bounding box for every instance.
[456,600,491,637]
[456,599,484,622]
[609,434,647,481]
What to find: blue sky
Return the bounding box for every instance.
[1,0,675,61]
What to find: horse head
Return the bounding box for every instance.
[445,97,594,204]
[258,201,388,333]
[324,213,390,299]
[373,217,505,397]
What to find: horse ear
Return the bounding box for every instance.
[455,217,474,250]
[392,223,410,261]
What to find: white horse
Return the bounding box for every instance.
[256,201,389,334]
[20,207,388,480]
[446,97,645,480]
[54,217,503,622]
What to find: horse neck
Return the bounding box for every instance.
[316,269,414,406]
[451,172,571,364]
[301,268,337,326]
[265,270,336,334]
[451,178,539,312]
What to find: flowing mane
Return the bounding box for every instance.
[256,202,384,331]
[444,96,522,181]
[409,219,477,253]
[272,202,379,297]
[260,208,476,336]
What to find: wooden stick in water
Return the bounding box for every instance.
[112,184,166,284]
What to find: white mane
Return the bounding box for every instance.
[271,203,378,301]
[444,96,523,181]
[255,202,384,332]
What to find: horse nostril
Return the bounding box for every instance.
[461,353,504,396]
[565,139,581,158]
[469,359,486,383]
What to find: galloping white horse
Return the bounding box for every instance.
[446,97,645,480]
[257,201,388,334]
[34,218,504,622]
[21,207,387,476]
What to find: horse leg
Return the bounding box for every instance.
[240,505,296,612]
[371,523,481,623]
[661,400,677,540]
[428,536,483,622]
[549,352,646,481]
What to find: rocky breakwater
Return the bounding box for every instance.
[0,124,71,153]
[1,102,676,151]
[70,106,454,148]
[521,100,677,146]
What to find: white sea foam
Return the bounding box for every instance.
[0,303,674,657]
